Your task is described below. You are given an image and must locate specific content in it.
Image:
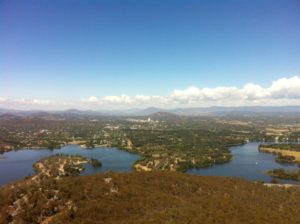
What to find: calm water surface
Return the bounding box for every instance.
[0,145,140,185]
[188,142,300,184]
[1,143,299,185]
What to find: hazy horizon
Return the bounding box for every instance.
[1,0,300,110]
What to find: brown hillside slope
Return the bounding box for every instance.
[1,172,300,224]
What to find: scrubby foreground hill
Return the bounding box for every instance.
[1,172,300,224]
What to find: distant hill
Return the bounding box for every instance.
[146,106,300,117]
[0,114,20,121]
[132,107,167,116]
[1,106,300,118]
[168,106,300,116]
[0,108,44,116]
[148,111,180,120]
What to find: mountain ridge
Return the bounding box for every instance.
[1,105,300,117]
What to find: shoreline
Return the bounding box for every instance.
[259,147,300,163]
[2,142,300,186]
[0,142,237,173]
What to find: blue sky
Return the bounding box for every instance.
[1,0,300,109]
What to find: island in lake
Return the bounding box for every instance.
[2,111,300,223]
[259,144,300,181]
[33,154,102,180]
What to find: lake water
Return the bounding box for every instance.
[1,142,299,186]
[188,142,300,184]
[0,145,140,185]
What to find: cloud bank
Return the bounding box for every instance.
[2,76,300,110]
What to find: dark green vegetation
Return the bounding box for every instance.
[275,153,296,163]
[267,169,300,181]
[126,128,241,171]
[1,112,300,223]
[0,113,256,171]
[0,112,300,171]
[1,172,300,224]
[1,112,300,171]
[90,158,102,167]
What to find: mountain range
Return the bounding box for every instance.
[1,106,300,118]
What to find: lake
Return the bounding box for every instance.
[1,142,299,186]
[0,145,140,185]
[188,142,300,184]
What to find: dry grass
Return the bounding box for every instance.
[260,147,300,162]
[1,172,300,224]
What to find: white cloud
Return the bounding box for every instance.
[12,98,51,105]
[0,98,56,110]
[242,83,267,99]
[103,94,133,104]
[267,76,300,99]
[135,95,152,102]
[2,76,300,110]
[81,96,99,103]
[101,94,169,106]
[32,99,51,105]
[170,76,300,104]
